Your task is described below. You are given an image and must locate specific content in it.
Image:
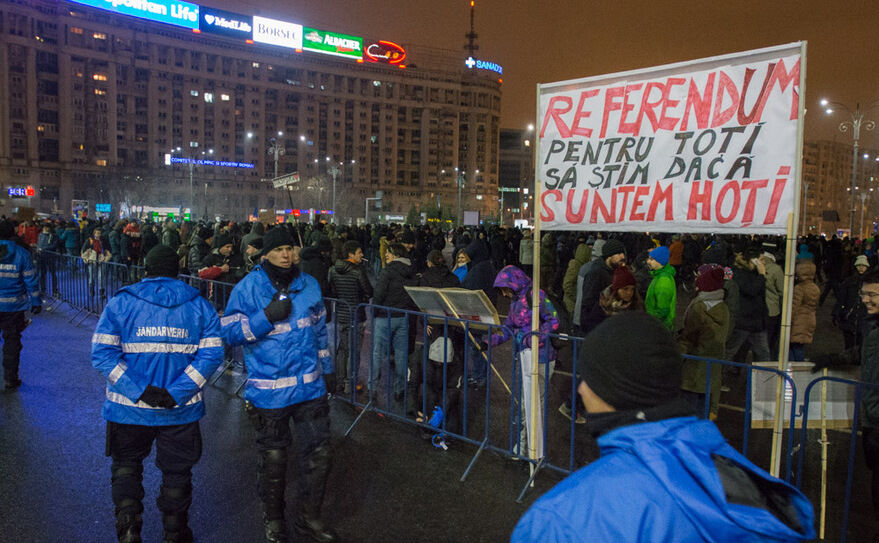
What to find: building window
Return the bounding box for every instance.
[92,73,107,81]
[93,32,106,40]
[95,159,107,166]
[70,27,83,34]
[204,92,213,103]
[220,93,230,101]
[190,90,199,97]
[94,89,106,96]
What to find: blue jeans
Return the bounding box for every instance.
[467,332,487,384]
[789,342,805,362]
[371,316,409,396]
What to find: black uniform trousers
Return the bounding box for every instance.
[106,421,202,516]
[249,396,331,520]
[0,310,26,381]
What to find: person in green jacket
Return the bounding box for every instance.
[645,245,676,330]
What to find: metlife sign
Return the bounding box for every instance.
[199,6,252,38]
[252,16,303,50]
[303,28,362,60]
[68,0,199,30]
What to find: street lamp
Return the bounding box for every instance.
[172,143,211,220]
[821,98,879,235]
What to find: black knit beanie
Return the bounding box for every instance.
[577,312,682,410]
[145,244,179,278]
[601,239,626,259]
[214,233,232,249]
[262,226,294,255]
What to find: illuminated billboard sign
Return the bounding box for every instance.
[252,16,303,50]
[7,186,35,197]
[68,0,199,29]
[199,6,252,38]
[303,28,362,60]
[167,156,255,169]
[365,41,406,64]
[465,56,503,75]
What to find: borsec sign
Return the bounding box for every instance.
[252,16,303,50]
[68,0,198,30]
[199,6,252,38]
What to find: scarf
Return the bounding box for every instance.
[262,260,299,290]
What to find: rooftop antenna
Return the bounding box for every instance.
[464,0,479,58]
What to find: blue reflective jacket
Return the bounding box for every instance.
[0,240,40,312]
[91,277,223,426]
[221,265,330,409]
[511,417,815,543]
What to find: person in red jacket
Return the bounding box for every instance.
[197,233,244,284]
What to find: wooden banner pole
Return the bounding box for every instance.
[529,83,543,467]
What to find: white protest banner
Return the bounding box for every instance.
[537,43,804,233]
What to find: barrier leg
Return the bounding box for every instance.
[344,399,375,437]
[515,457,545,503]
[460,437,489,482]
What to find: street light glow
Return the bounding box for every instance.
[300,135,306,141]
[527,123,534,131]
[246,132,253,139]
[277,131,283,137]
[820,99,829,106]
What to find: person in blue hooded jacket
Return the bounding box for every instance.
[221,226,336,543]
[91,244,224,543]
[511,311,815,543]
[0,220,41,389]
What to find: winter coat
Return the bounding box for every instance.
[574,258,613,328]
[764,259,784,318]
[60,226,81,255]
[861,317,879,428]
[328,259,374,324]
[645,264,677,331]
[199,249,245,284]
[790,260,820,344]
[419,265,460,289]
[679,290,730,395]
[462,239,498,306]
[580,285,641,336]
[141,227,159,257]
[221,265,330,409]
[37,232,60,252]
[108,227,122,261]
[563,244,591,314]
[188,235,211,275]
[162,225,182,252]
[834,272,867,334]
[490,266,560,364]
[511,416,815,542]
[298,246,330,297]
[373,257,417,317]
[669,240,684,266]
[91,277,224,426]
[239,222,264,257]
[731,262,767,332]
[0,240,41,312]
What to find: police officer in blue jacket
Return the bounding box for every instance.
[92,245,224,543]
[0,220,41,390]
[222,226,336,543]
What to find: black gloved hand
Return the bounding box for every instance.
[263,291,292,323]
[31,305,42,315]
[138,385,177,408]
[323,373,337,394]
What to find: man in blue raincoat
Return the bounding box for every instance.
[0,220,41,389]
[92,244,224,543]
[511,311,816,543]
[221,226,335,543]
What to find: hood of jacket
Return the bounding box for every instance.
[650,263,677,279]
[387,258,414,278]
[795,260,816,282]
[300,246,322,262]
[463,239,490,264]
[420,266,460,288]
[118,277,200,309]
[332,259,359,274]
[493,265,531,296]
[598,417,815,541]
[574,243,591,264]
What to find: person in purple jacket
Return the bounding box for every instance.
[490,265,559,456]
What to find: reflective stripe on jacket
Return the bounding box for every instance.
[0,240,40,312]
[221,265,330,409]
[91,277,223,426]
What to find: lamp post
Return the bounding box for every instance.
[821,99,878,235]
[171,144,211,220]
[860,191,869,239]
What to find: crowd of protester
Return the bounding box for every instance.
[16,212,879,541]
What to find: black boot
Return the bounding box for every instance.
[158,486,194,543]
[112,465,144,543]
[3,368,21,390]
[294,445,336,542]
[258,448,288,543]
[115,500,143,543]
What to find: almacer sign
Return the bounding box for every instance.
[303,27,362,60]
